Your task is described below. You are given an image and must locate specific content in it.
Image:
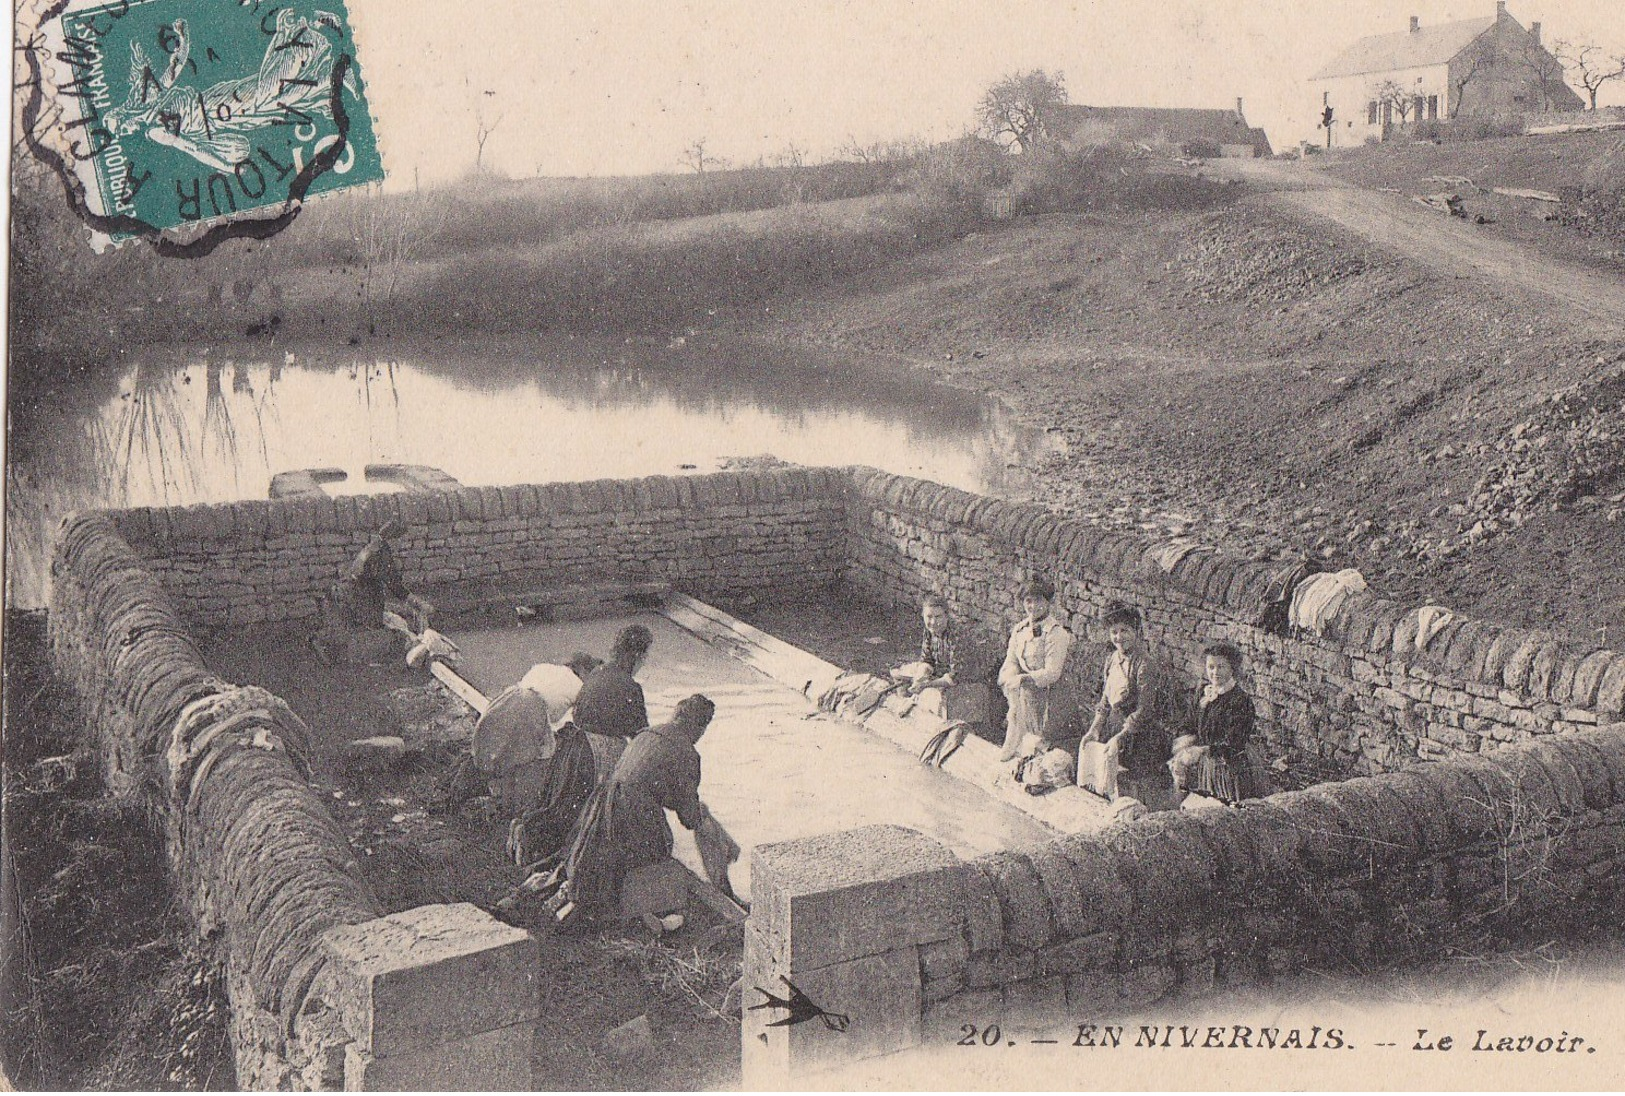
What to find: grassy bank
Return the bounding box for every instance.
[8,153,927,358]
[0,612,233,1089]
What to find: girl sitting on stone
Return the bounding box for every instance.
[1170,642,1259,806]
[892,595,958,714]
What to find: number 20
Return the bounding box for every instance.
[958,1023,1001,1046]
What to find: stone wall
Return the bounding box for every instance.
[744,727,1625,1084]
[46,515,536,1089]
[844,468,1625,776]
[113,468,848,629]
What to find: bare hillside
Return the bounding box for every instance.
[740,176,1625,646]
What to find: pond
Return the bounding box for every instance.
[6,332,1061,608]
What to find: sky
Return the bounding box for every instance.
[349,0,1625,184]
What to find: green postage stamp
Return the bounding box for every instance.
[36,0,383,245]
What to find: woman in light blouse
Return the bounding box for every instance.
[997,576,1073,767]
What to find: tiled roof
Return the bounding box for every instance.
[1049,105,1273,154]
[1311,16,1495,80]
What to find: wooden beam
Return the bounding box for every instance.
[430,660,489,715]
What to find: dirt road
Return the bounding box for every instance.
[1224,159,1625,330]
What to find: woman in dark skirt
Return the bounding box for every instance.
[1080,604,1179,809]
[552,694,719,927]
[572,624,654,740]
[1172,642,1258,805]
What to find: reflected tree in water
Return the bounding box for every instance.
[111,360,200,505]
[200,360,245,496]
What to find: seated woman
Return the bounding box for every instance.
[997,577,1073,773]
[892,595,957,707]
[1170,643,1259,806]
[1079,604,1180,810]
[550,694,732,928]
[572,625,654,744]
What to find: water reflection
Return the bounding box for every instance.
[6,333,1060,607]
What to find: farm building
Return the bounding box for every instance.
[1048,100,1273,158]
[1310,2,1582,146]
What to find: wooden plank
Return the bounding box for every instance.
[1492,186,1560,203]
[659,594,840,698]
[431,660,490,715]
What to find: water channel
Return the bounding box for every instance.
[6,332,1061,608]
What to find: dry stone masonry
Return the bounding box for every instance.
[45,463,1625,1088]
[844,468,1625,776]
[744,728,1625,1084]
[113,468,848,629]
[48,516,537,1090]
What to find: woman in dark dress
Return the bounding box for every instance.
[553,694,718,927]
[572,625,654,740]
[1080,604,1179,809]
[1171,643,1258,805]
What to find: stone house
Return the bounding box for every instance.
[1310,2,1583,147]
[1047,101,1273,158]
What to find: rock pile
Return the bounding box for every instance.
[1178,213,1371,306]
[1451,363,1625,555]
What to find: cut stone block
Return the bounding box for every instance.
[922,988,1003,1044]
[342,1022,532,1091]
[619,858,691,920]
[322,903,539,1059]
[752,824,964,973]
[743,945,921,1088]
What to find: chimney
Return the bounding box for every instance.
[1409,15,1420,32]
[1235,97,1245,120]
[1531,21,1541,43]
[1496,1,1506,17]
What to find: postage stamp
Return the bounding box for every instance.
[33,0,382,245]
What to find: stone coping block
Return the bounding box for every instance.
[743,928,922,1088]
[113,465,842,550]
[751,824,965,974]
[343,1022,533,1092]
[321,903,539,1058]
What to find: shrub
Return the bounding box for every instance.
[1407,117,1528,143]
[1006,142,1245,215]
[905,136,1011,222]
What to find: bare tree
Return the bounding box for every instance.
[838,134,875,163]
[1447,41,1491,118]
[771,141,807,169]
[1372,79,1417,128]
[473,89,504,175]
[349,185,448,334]
[680,137,726,174]
[1552,38,1625,110]
[977,68,1068,153]
[1511,36,1570,111]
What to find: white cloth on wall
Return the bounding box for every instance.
[1415,605,1456,649]
[1288,569,1368,636]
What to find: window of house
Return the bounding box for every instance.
[1427,95,1438,119]
[1413,96,1426,121]
[1368,100,1379,125]
[1381,101,1392,126]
